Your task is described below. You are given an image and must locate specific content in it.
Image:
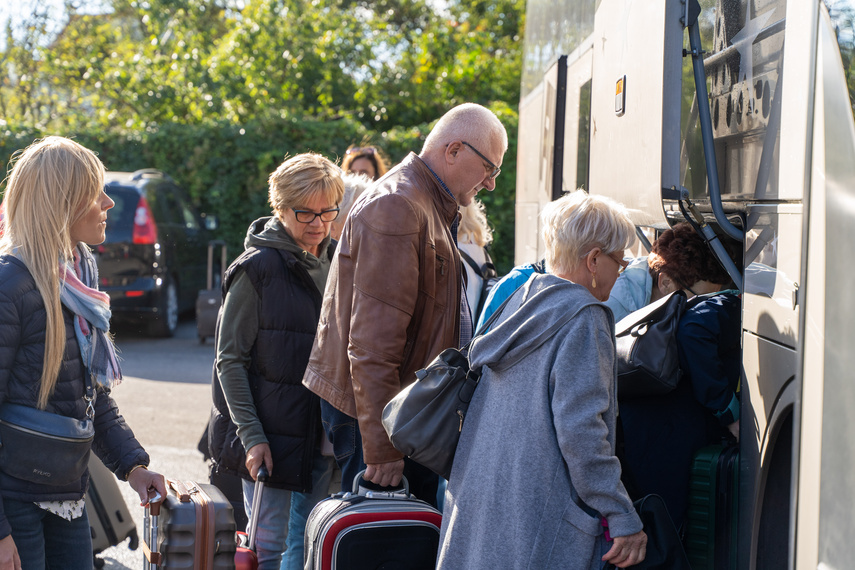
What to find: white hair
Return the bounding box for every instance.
[541,190,635,275]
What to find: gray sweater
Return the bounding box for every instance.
[437,273,641,570]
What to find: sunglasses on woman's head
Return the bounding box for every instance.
[346,147,376,156]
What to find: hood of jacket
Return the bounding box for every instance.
[469,273,611,371]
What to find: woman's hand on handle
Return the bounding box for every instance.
[602,530,647,568]
[128,466,167,507]
[0,535,21,570]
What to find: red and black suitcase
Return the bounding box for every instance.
[304,471,442,570]
[143,479,236,569]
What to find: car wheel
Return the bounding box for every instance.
[148,278,179,337]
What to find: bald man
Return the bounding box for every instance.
[303,103,508,503]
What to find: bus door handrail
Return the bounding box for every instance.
[686,0,744,245]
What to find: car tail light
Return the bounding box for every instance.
[132,197,158,244]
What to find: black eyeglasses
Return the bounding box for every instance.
[461,141,501,180]
[291,207,340,223]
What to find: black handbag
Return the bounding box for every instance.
[0,374,95,486]
[382,289,581,480]
[615,291,688,400]
[602,494,692,570]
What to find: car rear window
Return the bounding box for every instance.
[104,185,140,243]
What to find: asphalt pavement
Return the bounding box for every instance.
[96,318,215,569]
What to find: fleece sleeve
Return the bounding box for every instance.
[551,306,642,538]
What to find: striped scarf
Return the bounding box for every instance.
[59,245,122,389]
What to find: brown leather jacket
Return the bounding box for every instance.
[303,153,461,464]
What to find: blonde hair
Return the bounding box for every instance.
[422,103,508,156]
[541,190,635,276]
[0,136,105,408]
[339,171,372,222]
[268,153,345,214]
[458,199,493,247]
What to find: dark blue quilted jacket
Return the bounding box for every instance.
[208,243,330,492]
[0,255,149,539]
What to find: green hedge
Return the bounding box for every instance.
[0,105,518,274]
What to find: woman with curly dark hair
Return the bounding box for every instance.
[618,222,740,532]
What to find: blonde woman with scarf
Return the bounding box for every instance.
[0,137,166,569]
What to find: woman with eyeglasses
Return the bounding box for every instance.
[437,190,646,570]
[617,222,740,532]
[208,153,343,570]
[341,145,388,181]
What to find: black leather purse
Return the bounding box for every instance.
[615,291,688,400]
[0,374,95,486]
[382,288,582,479]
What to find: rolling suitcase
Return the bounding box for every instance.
[143,479,236,569]
[304,470,441,570]
[196,240,227,344]
[87,456,139,567]
[234,465,267,570]
[685,444,739,570]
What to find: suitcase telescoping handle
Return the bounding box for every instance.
[206,240,228,290]
[143,490,165,569]
[247,464,269,552]
[352,469,410,497]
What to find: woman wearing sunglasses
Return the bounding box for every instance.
[208,153,343,570]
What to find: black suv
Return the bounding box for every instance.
[97,169,218,337]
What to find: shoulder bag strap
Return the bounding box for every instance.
[458,249,485,279]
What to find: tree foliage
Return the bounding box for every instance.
[0,0,526,273]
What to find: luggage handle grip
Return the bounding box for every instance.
[352,469,410,496]
[167,479,192,502]
[148,491,163,516]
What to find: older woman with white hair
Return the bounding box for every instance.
[437,190,647,569]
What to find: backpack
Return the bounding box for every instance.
[614,290,709,400]
[459,248,499,323]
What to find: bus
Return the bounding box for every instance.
[515,0,855,567]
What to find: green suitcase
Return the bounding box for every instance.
[685,444,739,570]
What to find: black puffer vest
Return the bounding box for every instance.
[208,243,333,491]
[0,257,148,515]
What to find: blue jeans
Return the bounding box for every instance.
[320,400,439,508]
[282,454,334,570]
[243,451,334,570]
[3,497,93,569]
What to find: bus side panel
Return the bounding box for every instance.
[743,206,802,349]
[796,5,855,567]
[741,331,796,570]
[516,83,549,264]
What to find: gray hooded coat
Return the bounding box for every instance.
[437,274,642,570]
